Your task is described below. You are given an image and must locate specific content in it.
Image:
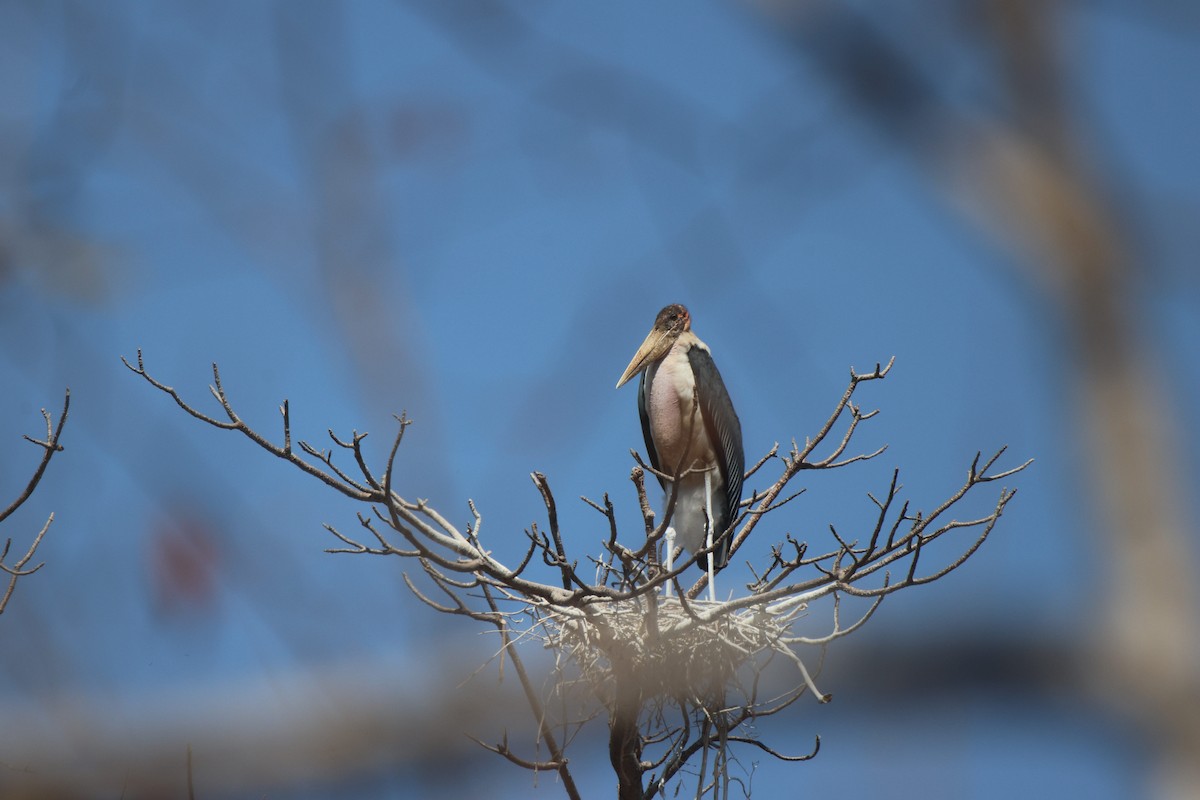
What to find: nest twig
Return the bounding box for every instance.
[532,596,826,707]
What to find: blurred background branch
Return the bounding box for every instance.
[754,3,1200,795]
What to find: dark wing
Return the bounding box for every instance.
[687,346,744,568]
[637,369,667,491]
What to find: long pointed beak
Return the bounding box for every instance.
[616,329,670,388]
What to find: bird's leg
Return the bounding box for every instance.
[705,468,716,603]
[664,526,676,599]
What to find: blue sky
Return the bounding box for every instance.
[1,2,1196,798]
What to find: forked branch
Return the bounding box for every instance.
[1,389,70,616]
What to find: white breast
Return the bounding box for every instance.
[642,337,726,557]
[643,340,717,476]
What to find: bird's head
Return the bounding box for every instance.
[615,304,691,388]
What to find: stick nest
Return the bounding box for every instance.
[534,597,802,701]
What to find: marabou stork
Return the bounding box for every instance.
[616,304,744,601]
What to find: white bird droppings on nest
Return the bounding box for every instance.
[527,596,830,705]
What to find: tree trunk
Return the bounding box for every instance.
[609,669,644,800]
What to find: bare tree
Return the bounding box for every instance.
[124,352,1027,798]
[1,390,69,616]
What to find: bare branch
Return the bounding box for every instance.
[480,585,582,800]
[725,734,821,762]
[126,352,1030,798]
[533,472,572,591]
[743,442,779,481]
[1,389,70,616]
[465,732,565,772]
[1,389,70,525]
[0,513,54,615]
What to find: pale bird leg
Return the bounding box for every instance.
[705,468,716,603]
[664,526,676,599]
